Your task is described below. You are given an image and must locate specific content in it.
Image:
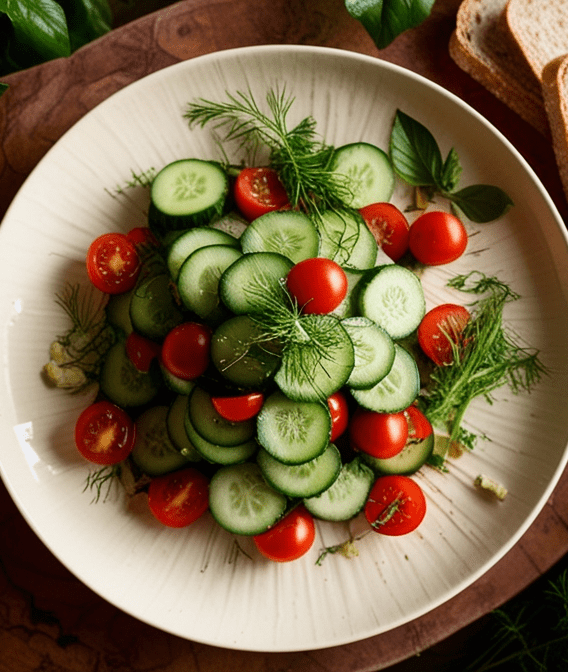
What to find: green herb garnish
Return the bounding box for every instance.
[389,110,514,222]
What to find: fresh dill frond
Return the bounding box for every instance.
[184,87,351,216]
[84,465,121,503]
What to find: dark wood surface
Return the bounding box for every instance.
[1,1,567,670]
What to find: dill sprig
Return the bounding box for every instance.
[84,465,121,503]
[184,87,351,217]
[421,272,547,449]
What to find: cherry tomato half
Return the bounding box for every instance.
[234,167,290,221]
[404,405,433,441]
[286,258,348,315]
[74,400,136,465]
[408,211,468,266]
[328,391,349,442]
[349,407,408,459]
[417,303,471,366]
[359,202,410,261]
[211,392,265,422]
[364,474,426,536]
[126,226,160,249]
[253,506,316,562]
[125,331,162,373]
[147,467,210,528]
[160,322,212,380]
[86,232,141,294]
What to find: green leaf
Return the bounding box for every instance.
[346,0,435,50]
[440,147,462,193]
[4,0,70,62]
[58,0,112,51]
[389,109,443,187]
[0,81,8,97]
[448,184,514,223]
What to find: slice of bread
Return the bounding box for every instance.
[505,0,568,82]
[449,0,548,135]
[542,54,568,203]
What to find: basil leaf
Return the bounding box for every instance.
[345,0,435,50]
[389,109,443,187]
[440,147,462,193]
[449,184,514,223]
[58,0,111,51]
[4,0,70,62]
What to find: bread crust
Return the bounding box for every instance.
[542,54,568,203]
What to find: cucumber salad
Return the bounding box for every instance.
[44,88,544,563]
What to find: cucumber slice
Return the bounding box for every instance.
[129,273,184,341]
[177,244,242,324]
[99,341,160,407]
[317,209,377,270]
[351,344,420,413]
[240,210,320,263]
[184,412,258,465]
[106,289,133,337]
[331,267,366,319]
[209,462,287,535]
[257,443,341,498]
[131,405,191,476]
[330,142,395,208]
[188,386,256,447]
[210,315,282,388]
[159,362,196,395]
[303,457,374,522]
[361,433,434,475]
[219,251,293,315]
[274,314,354,402]
[166,394,202,461]
[342,316,395,389]
[358,264,425,339]
[256,390,331,465]
[149,159,229,237]
[166,226,240,281]
[210,211,248,238]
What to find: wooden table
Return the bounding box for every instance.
[1,1,567,670]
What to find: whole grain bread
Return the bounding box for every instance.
[542,54,568,203]
[506,0,568,82]
[449,0,548,135]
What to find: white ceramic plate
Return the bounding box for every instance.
[1,45,568,653]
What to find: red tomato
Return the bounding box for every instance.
[404,405,433,441]
[365,475,426,536]
[349,407,408,459]
[253,506,316,562]
[125,332,161,372]
[417,303,471,366]
[86,232,141,294]
[74,401,136,465]
[126,226,159,248]
[147,467,209,528]
[160,322,212,380]
[359,202,410,261]
[327,391,349,442]
[234,167,290,221]
[211,392,265,422]
[408,211,468,265]
[286,258,348,314]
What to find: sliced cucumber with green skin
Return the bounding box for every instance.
[303,457,375,522]
[331,267,366,319]
[99,341,161,407]
[131,405,191,476]
[342,316,395,389]
[351,344,420,413]
[166,226,240,281]
[219,251,293,315]
[159,362,196,395]
[317,209,377,270]
[239,210,320,263]
[106,289,134,337]
[360,433,434,475]
[257,443,341,498]
[357,264,425,340]
[209,462,288,535]
[149,159,229,237]
[188,386,256,447]
[166,394,202,461]
[256,390,331,465]
[184,412,258,465]
[274,314,354,402]
[210,315,282,388]
[177,244,242,324]
[330,142,395,208]
[129,273,184,341]
[209,211,248,239]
